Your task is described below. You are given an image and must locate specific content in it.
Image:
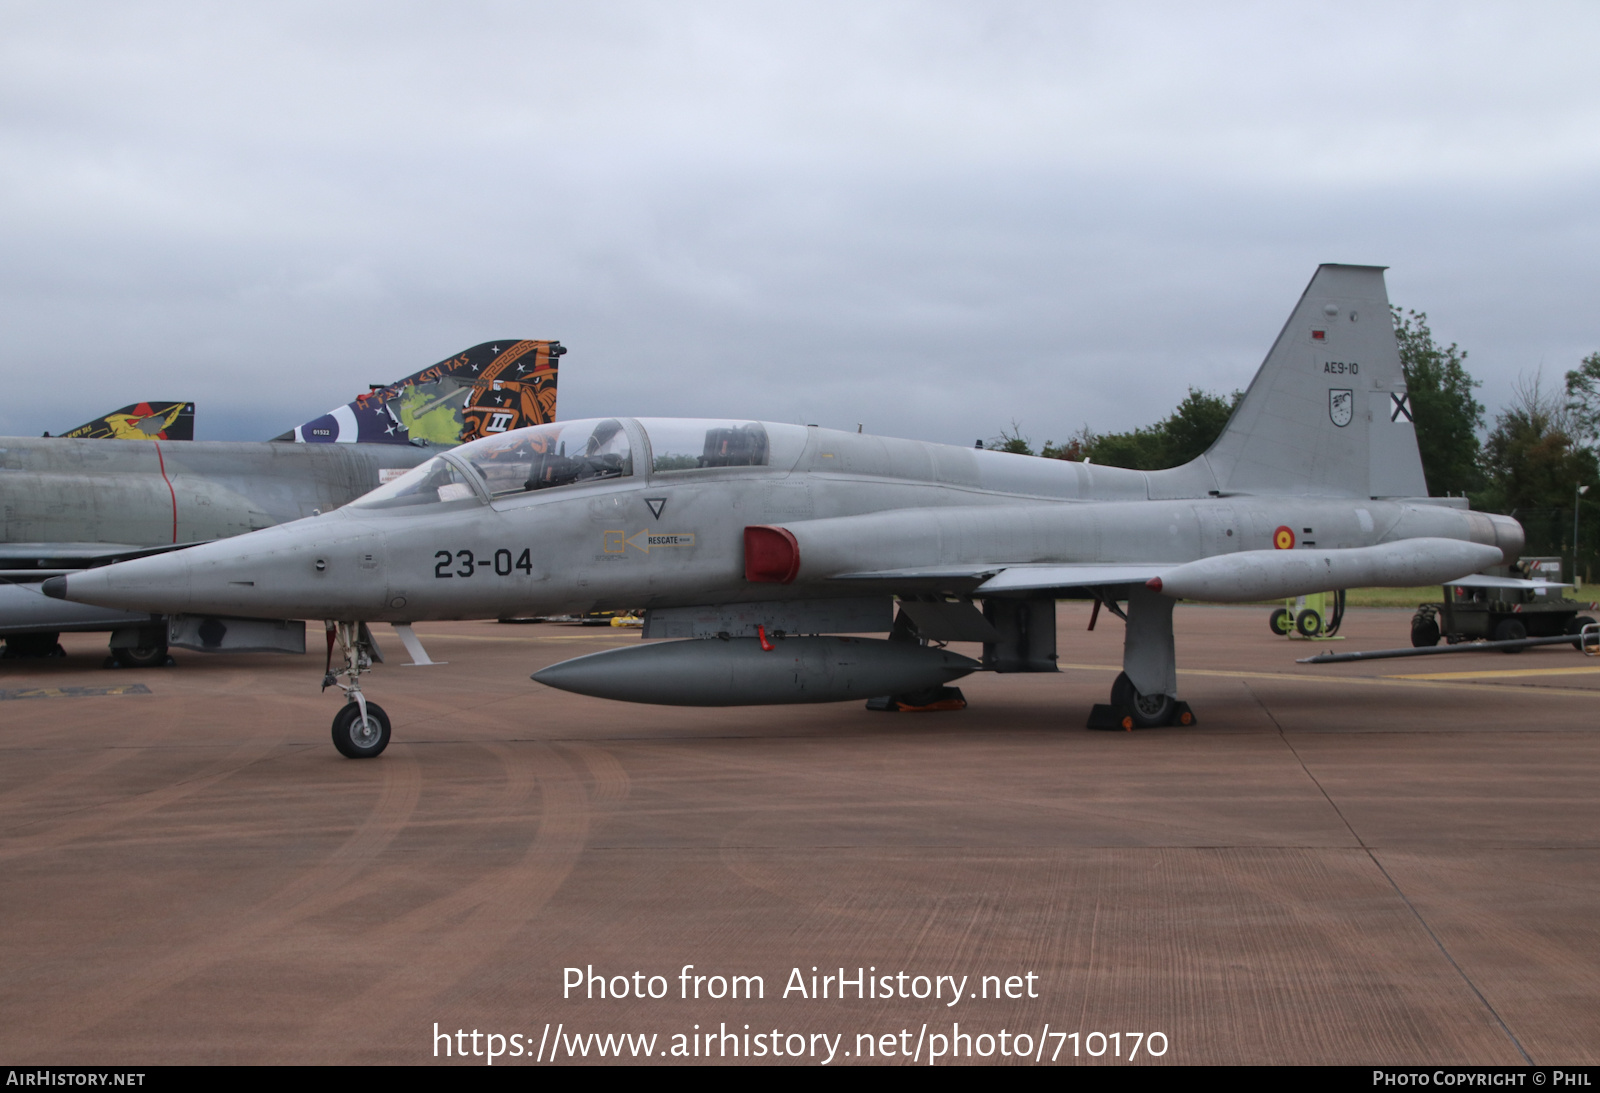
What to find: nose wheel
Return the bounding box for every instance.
[323,619,390,758]
[332,701,391,758]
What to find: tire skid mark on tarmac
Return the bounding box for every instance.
[0,746,144,827]
[568,742,631,803]
[224,738,546,927]
[659,736,1332,851]
[307,741,591,1050]
[13,744,424,1045]
[0,730,290,861]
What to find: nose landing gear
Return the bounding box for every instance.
[331,701,391,758]
[323,620,390,758]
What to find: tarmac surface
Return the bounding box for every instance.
[2,603,1598,1065]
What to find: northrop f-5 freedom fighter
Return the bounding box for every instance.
[47,266,1524,757]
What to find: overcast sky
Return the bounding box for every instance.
[3,2,1598,445]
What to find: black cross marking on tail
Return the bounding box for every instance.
[1391,393,1413,423]
[644,497,667,520]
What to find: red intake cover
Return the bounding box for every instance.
[744,525,800,584]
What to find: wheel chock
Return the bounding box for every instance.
[1087,703,1136,730]
[865,686,967,712]
[1086,701,1198,731]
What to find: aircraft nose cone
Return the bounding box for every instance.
[54,549,195,613]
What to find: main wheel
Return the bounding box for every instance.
[331,702,391,758]
[1492,618,1527,652]
[2,632,61,658]
[113,642,168,669]
[1110,671,1176,728]
[1295,609,1322,637]
[1410,612,1441,647]
[1567,615,1597,651]
[1268,608,1292,636]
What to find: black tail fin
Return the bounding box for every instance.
[279,340,565,445]
[57,401,195,441]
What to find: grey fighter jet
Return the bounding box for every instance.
[48,266,1523,756]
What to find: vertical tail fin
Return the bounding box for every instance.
[1198,264,1426,499]
[57,401,195,441]
[278,339,565,446]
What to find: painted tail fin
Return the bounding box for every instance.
[278,339,565,446]
[56,401,195,441]
[1193,264,1426,499]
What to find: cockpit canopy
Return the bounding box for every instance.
[638,419,768,472]
[351,418,632,508]
[349,417,773,509]
[349,456,478,509]
[457,418,631,497]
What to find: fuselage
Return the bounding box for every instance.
[0,436,434,546]
[52,418,1523,622]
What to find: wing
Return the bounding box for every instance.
[830,563,1167,595]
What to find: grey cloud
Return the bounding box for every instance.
[2,2,1598,445]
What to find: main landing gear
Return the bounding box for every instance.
[1087,671,1195,730]
[1087,586,1196,731]
[323,620,390,758]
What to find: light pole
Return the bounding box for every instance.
[1577,484,1591,585]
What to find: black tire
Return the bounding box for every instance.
[1110,671,1176,728]
[1295,609,1322,638]
[112,642,169,669]
[1492,618,1527,652]
[1410,616,1441,648]
[3,632,62,658]
[1568,615,1598,651]
[331,702,391,758]
[1268,608,1292,636]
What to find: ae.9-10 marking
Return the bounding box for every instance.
[434,549,533,578]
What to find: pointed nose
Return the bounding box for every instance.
[53,550,194,613]
[50,512,391,620]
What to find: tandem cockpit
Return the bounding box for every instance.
[348,418,773,509]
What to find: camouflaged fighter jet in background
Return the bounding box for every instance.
[54,401,197,442]
[2,340,563,664]
[49,266,1523,757]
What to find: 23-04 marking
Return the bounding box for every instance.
[434,548,533,578]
